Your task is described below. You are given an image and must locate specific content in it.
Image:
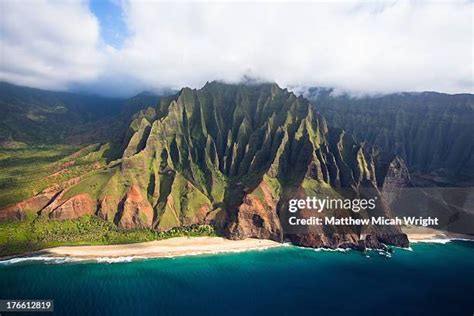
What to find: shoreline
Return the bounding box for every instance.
[402,226,474,243]
[0,237,282,262]
[1,229,473,263]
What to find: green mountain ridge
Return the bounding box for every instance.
[1,82,410,254]
[0,81,160,146]
[307,88,474,184]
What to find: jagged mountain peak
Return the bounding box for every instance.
[1,81,409,250]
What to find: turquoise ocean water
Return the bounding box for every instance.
[1,241,473,315]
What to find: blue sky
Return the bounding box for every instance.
[0,0,472,96]
[89,0,128,49]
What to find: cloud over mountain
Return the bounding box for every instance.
[1,0,472,95]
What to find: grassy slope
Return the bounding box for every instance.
[0,145,80,207]
[0,81,126,145]
[62,168,116,200]
[0,144,217,257]
[0,144,111,208]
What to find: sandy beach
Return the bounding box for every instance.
[402,226,474,242]
[3,229,472,262]
[39,237,282,259]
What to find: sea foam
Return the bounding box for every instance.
[0,256,84,265]
[410,238,474,244]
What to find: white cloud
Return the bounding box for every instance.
[1,0,472,94]
[0,0,105,90]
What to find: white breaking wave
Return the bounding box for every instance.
[0,256,147,265]
[0,256,84,265]
[291,245,352,253]
[159,245,284,259]
[1,238,471,265]
[0,245,284,265]
[410,238,474,244]
[312,247,351,253]
[94,256,146,263]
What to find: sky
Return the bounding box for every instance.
[0,0,472,97]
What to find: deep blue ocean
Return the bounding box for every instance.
[1,241,473,316]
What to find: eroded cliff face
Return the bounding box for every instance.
[0,82,409,250]
[224,181,282,241]
[48,193,95,220]
[380,156,412,207]
[114,185,154,229]
[0,193,56,221]
[307,89,474,184]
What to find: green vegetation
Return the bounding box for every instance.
[0,144,109,208]
[308,88,474,181]
[5,81,458,252]
[0,81,131,145]
[171,174,212,222]
[263,175,281,198]
[0,215,216,257]
[62,168,116,200]
[0,145,79,207]
[302,179,340,199]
